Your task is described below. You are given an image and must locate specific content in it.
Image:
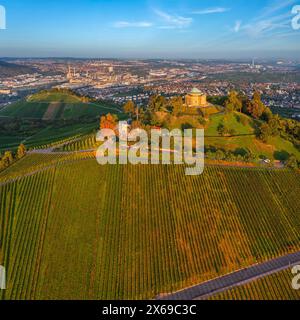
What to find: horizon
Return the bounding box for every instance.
[0,55,299,62]
[0,0,299,59]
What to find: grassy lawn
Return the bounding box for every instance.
[205,112,255,137]
[206,135,300,161]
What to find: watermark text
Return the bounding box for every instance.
[96,122,204,176]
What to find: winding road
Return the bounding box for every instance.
[158,251,300,300]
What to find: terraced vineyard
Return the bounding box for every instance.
[60,134,98,151]
[0,158,300,299]
[208,269,300,300]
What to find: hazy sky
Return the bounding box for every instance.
[0,0,299,59]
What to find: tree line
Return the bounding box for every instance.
[0,144,26,171]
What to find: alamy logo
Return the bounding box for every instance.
[96,122,204,176]
[0,5,6,29]
[0,265,5,290]
[292,5,300,30]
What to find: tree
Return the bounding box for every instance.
[198,116,206,126]
[206,151,215,160]
[267,115,280,137]
[259,123,272,143]
[170,96,183,116]
[17,144,26,159]
[131,120,143,129]
[244,150,256,162]
[123,100,135,116]
[261,107,273,122]
[225,151,236,162]
[1,151,13,168]
[286,155,298,170]
[148,95,167,113]
[100,113,118,131]
[247,91,266,119]
[217,122,233,136]
[215,150,225,161]
[225,91,242,113]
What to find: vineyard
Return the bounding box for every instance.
[59,134,98,152]
[0,158,300,299]
[208,269,300,300]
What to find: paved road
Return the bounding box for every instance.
[158,251,300,300]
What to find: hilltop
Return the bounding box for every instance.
[0,89,122,152]
[0,89,121,121]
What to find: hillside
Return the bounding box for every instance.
[0,90,122,152]
[0,90,121,121]
[158,109,300,162]
[0,155,300,299]
[204,112,300,162]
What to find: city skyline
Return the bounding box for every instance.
[0,0,299,59]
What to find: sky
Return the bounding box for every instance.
[0,0,299,59]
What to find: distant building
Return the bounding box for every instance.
[185,88,207,108]
[67,66,73,81]
[0,88,11,95]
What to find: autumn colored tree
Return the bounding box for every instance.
[148,95,167,113]
[247,91,266,119]
[259,123,272,143]
[17,144,26,159]
[123,100,135,117]
[225,91,242,113]
[170,96,183,116]
[261,107,273,122]
[267,114,281,137]
[131,120,143,129]
[1,151,14,168]
[100,113,118,131]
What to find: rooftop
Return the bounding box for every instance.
[189,87,203,95]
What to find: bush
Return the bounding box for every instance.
[215,150,225,161]
[198,116,206,126]
[286,155,299,170]
[225,152,236,162]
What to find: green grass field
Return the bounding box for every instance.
[0,156,300,300]
[205,112,255,137]
[204,112,300,161]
